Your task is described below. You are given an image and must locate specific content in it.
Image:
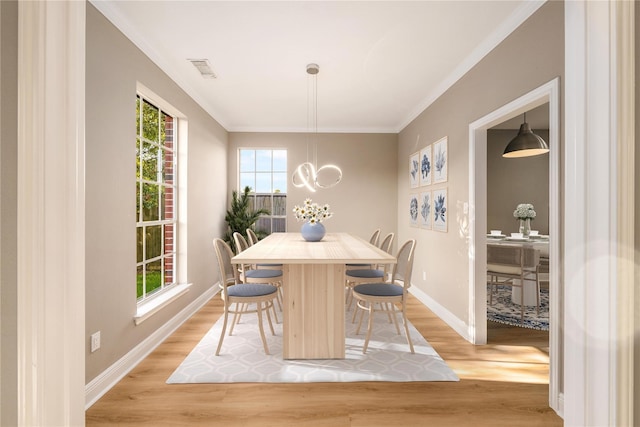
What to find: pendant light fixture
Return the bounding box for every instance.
[291,63,343,192]
[502,112,550,158]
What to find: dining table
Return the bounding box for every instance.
[231,232,396,359]
[487,234,549,305]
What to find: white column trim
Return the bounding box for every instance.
[468,78,560,415]
[564,1,634,425]
[17,2,86,425]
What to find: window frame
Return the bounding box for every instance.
[136,92,179,303]
[238,148,288,235]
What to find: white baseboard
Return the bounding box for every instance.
[409,285,472,342]
[85,284,219,409]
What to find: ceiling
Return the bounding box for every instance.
[91,1,544,133]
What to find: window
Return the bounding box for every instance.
[136,95,177,301]
[239,149,287,234]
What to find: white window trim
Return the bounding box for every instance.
[135,83,188,312]
[134,282,192,325]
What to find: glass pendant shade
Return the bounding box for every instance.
[502,116,550,158]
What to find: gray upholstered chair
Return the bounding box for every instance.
[234,232,283,313]
[351,239,416,354]
[487,244,540,323]
[246,228,282,270]
[345,232,394,311]
[212,238,278,355]
[346,229,381,270]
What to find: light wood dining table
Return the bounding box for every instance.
[231,232,396,359]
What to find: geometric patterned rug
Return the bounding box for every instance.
[487,285,549,331]
[167,306,459,384]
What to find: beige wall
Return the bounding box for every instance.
[85,4,228,383]
[0,1,18,424]
[635,2,639,423]
[397,1,563,323]
[487,128,550,235]
[228,132,398,243]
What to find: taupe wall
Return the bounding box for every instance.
[635,3,639,423]
[228,133,398,243]
[397,2,563,323]
[487,129,550,235]
[85,4,228,383]
[0,1,18,425]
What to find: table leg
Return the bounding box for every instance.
[282,263,345,359]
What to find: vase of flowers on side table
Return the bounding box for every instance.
[293,198,333,242]
[513,203,536,237]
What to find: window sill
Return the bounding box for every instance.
[134,283,192,325]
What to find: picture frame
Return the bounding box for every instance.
[419,145,432,186]
[432,188,448,232]
[409,193,419,227]
[419,191,432,229]
[409,152,419,188]
[433,137,448,184]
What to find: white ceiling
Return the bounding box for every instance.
[91,1,545,133]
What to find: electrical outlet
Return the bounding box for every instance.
[91,331,101,353]
[422,271,426,280]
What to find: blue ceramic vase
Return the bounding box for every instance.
[300,222,326,242]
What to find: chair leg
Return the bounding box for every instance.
[535,275,540,316]
[401,303,415,354]
[229,302,244,335]
[215,309,230,356]
[256,302,270,355]
[387,303,401,334]
[264,300,276,335]
[355,301,368,334]
[362,302,376,354]
[519,277,525,324]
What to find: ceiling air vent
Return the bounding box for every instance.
[188,59,217,79]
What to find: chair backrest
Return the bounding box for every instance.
[246,228,259,246]
[213,238,239,291]
[379,232,394,254]
[377,232,395,272]
[369,229,381,247]
[391,239,416,290]
[487,244,540,271]
[233,232,250,255]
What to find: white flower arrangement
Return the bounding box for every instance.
[513,203,536,220]
[292,198,333,224]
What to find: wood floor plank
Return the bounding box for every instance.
[86,295,562,427]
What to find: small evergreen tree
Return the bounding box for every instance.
[224,186,270,253]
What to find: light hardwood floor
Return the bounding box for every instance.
[86,295,562,427]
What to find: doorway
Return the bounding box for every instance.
[468,78,560,413]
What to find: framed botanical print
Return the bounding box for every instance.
[419,191,432,229]
[433,137,448,184]
[433,188,447,232]
[409,193,419,227]
[409,152,419,188]
[419,145,432,186]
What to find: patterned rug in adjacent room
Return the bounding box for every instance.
[487,285,549,330]
[167,308,459,384]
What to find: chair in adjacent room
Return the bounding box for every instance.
[351,239,417,353]
[212,238,278,355]
[234,232,283,313]
[345,232,394,311]
[486,244,541,323]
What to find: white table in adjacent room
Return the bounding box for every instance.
[231,232,396,360]
[487,235,549,306]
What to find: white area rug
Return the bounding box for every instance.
[167,306,459,383]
